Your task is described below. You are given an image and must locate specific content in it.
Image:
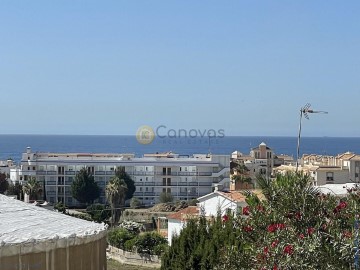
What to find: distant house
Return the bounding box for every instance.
[167,206,199,244]
[197,189,264,217]
[166,189,263,244]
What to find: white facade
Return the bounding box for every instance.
[13,148,230,206]
[167,219,183,245]
[197,191,246,217]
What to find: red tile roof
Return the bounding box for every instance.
[167,206,199,221]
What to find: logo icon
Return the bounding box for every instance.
[136,125,155,144]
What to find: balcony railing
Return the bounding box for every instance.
[46,181,56,185]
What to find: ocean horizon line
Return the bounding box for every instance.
[0,134,359,139]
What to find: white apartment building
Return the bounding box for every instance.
[11,147,230,206]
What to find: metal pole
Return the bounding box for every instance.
[296,109,303,172]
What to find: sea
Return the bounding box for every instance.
[0,135,359,163]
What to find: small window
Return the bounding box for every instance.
[28,167,30,170]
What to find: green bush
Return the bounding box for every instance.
[124,238,137,252]
[130,197,142,209]
[86,203,111,223]
[54,202,66,213]
[158,192,173,203]
[108,228,136,250]
[133,231,167,255]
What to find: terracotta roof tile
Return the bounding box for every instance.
[217,190,265,202]
[167,206,199,221]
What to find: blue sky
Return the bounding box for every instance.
[0,1,359,136]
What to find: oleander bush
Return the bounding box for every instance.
[162,173,357,270]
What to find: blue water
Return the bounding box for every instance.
[0,135,359,163]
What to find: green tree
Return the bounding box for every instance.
[134,232,167,255]
[71,168,100,205]
[6,182,23,199]
[22,177,41,200]
[86,203,111,223]
[106,176,128,226]
[108,227,136,250]
[130,197,142,208]
[0,172,9,194]
[115,167,135,201]
[159,192,174,203]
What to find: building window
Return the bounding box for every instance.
[326,172,334,183]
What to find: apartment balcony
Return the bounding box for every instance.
[197,172,212,176]
[134,192,143,196]
[178,172,196,176]
[47,191,56,195]
[46,181,56,185]
[36,171,47,175]
[95,171,106,175]
[47,171,57,175]
[65,171,75,175]
[19,171,37,176]
[144,192,155,196]
[143,182,155,186]
[131,171,155,176]
[106,171,115,175]
[65,181,72,185]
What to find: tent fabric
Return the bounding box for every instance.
[0,195,107,270]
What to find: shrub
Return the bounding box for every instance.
[130,197,142,209]
[158,192,174,203]
[133,231,167,255]
[86,203,111,223]
[108,228,135,249]
[54,202,66,213]
[118,220,144,234]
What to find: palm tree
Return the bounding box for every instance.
[22,177,41,201]
[105,176,128,226]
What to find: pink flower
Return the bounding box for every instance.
[267,223,286,233]
[243,225,253,232]
[242,206,250,216]
[299,233,305,239]
[283,245,294,255]
[222,215,229,222]
[307,227,315,235]
[271,240,279,247]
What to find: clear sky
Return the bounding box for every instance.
[0,1,359,137]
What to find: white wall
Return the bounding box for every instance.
[198,193,239,217]
[167,219,183,245]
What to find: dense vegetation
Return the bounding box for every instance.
[108,221,167,256]
[162,173,357,269]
